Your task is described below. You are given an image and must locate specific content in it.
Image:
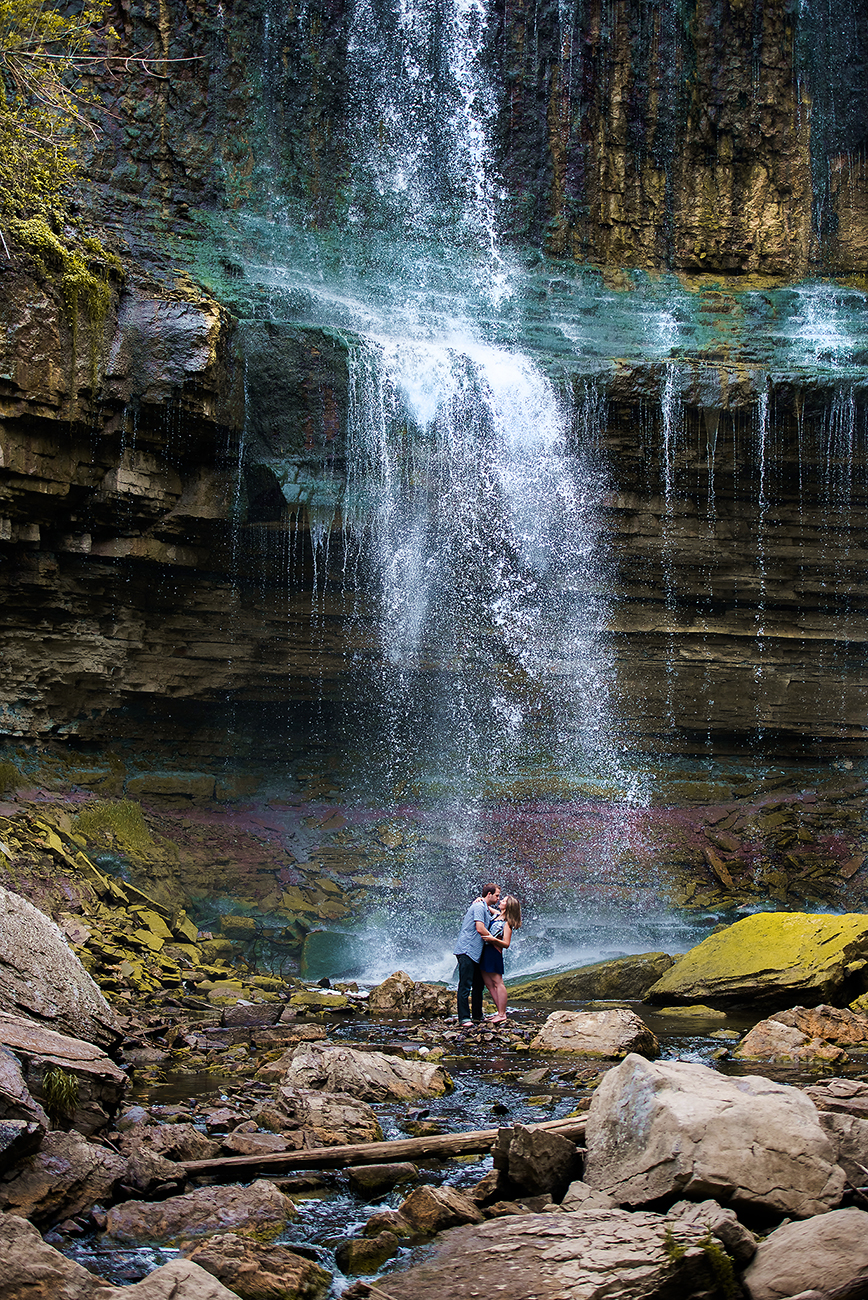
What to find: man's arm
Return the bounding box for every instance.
[475,919,493,940]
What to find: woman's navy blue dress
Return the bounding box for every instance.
[481,918,505,974]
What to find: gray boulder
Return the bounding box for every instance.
[817,1111,868,1188]
[0,886,121,1051]
[529,1009,659,1058]
[742,1208,868,1300]
[282,1042,452,1101]
[396,1183,484,1236]
[667,1198,757,1265]
[368,970,454,1018]
[263,1086,383,1145]
[583,1053,845,1217]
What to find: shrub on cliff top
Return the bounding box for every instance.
[0,0,113,220]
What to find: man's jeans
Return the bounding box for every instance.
[456,952,484,1022]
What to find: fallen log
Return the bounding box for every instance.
[180,1115,587,1177]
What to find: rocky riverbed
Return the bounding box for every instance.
[5,866,868,1300]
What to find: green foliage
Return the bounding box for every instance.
[662,1226,688,1262]
[42,1065,80,1121]
[699,1235,739,1300]
[8,215,113,320]
[0,0,114,219]
[73,799,155,855]
[0,760,20,795]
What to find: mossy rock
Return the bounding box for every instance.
[511,953,675,1003]
[289,990,351,1010]
[646,912,868,1008]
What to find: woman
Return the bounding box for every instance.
[480,894,521,1024]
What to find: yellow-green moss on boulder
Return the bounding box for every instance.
[646,912,868,1008]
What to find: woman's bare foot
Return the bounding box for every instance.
[490,1014,507,1024]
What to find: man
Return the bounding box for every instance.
[453,882,501,1026]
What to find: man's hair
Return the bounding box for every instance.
[480,881,499,897]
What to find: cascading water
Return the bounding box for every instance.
[188,0,868,980]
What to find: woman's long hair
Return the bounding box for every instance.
[502,895,522,929]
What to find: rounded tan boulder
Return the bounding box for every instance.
[583,1053,845,1217]
[529,1008,659,1058]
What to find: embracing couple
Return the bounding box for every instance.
[453,882,522,1027]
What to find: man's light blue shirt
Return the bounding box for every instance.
[454,899,493,963]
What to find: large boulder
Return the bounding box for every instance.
[118,1122,220,1162]
[529,1009,659,1058]
[773,1004,868,1044]
[2,1210,113,1300]
[368,971,454,1018]
[104,1179,297,1245]
[741,1208,868,1300]
[281,1042,452,1102]
[263,1086,383,1145]
[182,1232,332,1300]
[645,912,868,1008]
[0,1010,128,1135]
[0,1130,126,1226]
[354,1208,737,1299]
[511,953,675,1002]
[583,1053,845,1217]
[0,886,122,1051]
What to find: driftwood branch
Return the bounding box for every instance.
[180,1116,587,1178]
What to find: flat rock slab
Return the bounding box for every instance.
[511,953,674,1002]
[742,1208,868,1300]
[529,1009,659,1058]
[583,1053,845,1217]
[645,912,868,1006]
[282,1042,452,1101]
[358,1208,731,1300]
[0,886,121,1050]
[103,1178,296,1245]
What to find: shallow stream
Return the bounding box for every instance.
[59,996,868,1295]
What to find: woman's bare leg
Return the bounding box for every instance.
[489,975,507,1018]
[481,971,498,1011]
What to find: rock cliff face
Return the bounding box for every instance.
[1,0,867,762]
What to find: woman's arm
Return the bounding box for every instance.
[488,922,512,951]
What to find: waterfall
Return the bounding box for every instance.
[341,337,617,801]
